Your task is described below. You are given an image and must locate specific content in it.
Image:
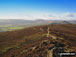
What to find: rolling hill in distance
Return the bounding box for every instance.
[0,19,76,32]
[0,19,76,25]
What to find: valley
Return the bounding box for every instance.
[0,19,76,32]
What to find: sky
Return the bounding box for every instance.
[0,0,76,20]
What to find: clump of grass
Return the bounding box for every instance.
[0,44,20,55]
[0,47,11,55]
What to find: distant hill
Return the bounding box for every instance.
[68,20,76,24]
[0,19,76,25]
[0,19,76,32]
[50,21,72,24]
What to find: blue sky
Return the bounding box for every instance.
[0,0,76,20]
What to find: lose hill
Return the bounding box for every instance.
[0,24,76,57]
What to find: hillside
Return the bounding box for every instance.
[0,24,76,57]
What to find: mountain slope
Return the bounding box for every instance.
[0,24,76,57]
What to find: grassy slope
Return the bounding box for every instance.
[49,24,76,46]
[0,25,47,55]
[0,24,76,56]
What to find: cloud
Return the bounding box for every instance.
[63,12,75,17]
[0,12,76,20]
[45,12,76,20]
[59,12,76,20]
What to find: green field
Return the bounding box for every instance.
[0,25,25,32]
